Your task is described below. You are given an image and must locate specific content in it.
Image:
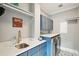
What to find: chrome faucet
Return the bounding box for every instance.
[16,30,22,44]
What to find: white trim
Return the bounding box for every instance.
[60,47,79,55]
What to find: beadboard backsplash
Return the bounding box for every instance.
[0,6,34,42]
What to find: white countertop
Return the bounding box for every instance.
[40,33,60,37]
[0,38,46,56]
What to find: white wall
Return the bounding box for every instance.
[41,11,47,17]
[52,7,79,51]
[0,6,34,42]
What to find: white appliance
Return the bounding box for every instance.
[51,35,61,56]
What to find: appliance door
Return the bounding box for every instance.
[51,35,61,56]
[51,37,55,56]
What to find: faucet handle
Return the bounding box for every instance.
[38,37,42,41]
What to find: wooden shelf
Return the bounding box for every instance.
[67,17,79,21]
[2,3,34,17]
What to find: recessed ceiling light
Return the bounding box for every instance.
[58,4,63,7]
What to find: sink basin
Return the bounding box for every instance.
[15,43,29,49]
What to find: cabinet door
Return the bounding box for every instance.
[39,42,47,56]
[27,42,47,56]
[47,18,53,31]
[17,51,28,56]
[40,15,53,33]
[56,35,61,54]
[42,37,51,56]
[40,15,47,31]
[31,52,39,56]
[27,46,39,56]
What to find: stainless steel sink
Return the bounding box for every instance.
[15,43,29,49]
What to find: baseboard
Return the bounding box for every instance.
[59,47,79,55]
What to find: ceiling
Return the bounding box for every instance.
[40,3,79,15]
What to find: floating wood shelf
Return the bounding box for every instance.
[2,3,34,17]
[67,17,79,21]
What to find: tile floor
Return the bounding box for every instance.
[58,50,79,56]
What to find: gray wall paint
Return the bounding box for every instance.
[52,7,79,51]
[0,6,34,42]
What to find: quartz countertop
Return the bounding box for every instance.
[0,38,46,56]
[40,33,60,38]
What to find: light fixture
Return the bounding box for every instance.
[58,4,63,7]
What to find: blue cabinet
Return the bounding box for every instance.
[41,36,51,56]
[17,42,47,56]
[28,42,47,56]
[41,34,61,56]
[27,45,39,56]
[39,42,47,56]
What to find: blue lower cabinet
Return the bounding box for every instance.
[17,42,47,56]
[41,37,51,56]
[39,47,47,56]
[39,42,47,56]
[31,52,39,56]
[27,46,39,56]
[27,42,47,56]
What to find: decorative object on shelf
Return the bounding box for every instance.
[67,17,79,24]
[12,17,23,28]
[0,7,5,16]
[11,3,19,6]
[67,17,79,21]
